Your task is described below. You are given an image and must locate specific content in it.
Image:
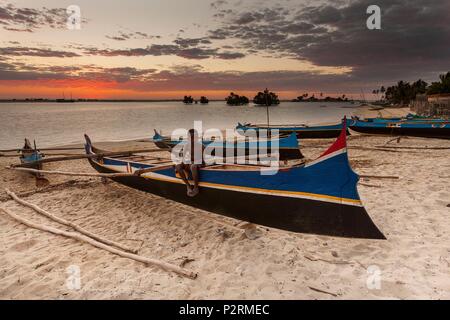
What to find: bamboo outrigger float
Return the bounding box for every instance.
[84,119,385,240]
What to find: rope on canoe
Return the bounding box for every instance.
[4,188,137,254]
[0,205,197,280]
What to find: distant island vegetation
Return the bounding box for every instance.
[373,71,450,105]
[293,93,349,103]
[253,89,280,106]
[182,96,209,104]
[225,92,249,106]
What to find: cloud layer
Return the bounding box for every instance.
[0,3,67,32]
[208,0,450,81]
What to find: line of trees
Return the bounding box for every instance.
[427,72,450,95]
[295,93,348,102]
[225,88,280,106]
[375,71,450,105]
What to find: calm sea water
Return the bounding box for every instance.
[0,101,357,149]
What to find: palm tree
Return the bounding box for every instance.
[253,88,280,106]
[427,72,450,94]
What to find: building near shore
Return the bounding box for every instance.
[411,93,450,116]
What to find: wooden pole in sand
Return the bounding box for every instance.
[11,148,170,168]
[0,147,85,153]
[5,189,137,254]
[7,165,175,178]
[359,175,399,180]
[7,167,136,178]
[374,145,450,150]
[0,207,197,279]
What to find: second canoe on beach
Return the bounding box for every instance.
[348,118,450,139]
[236,122,349,139]
[152,130,304,160]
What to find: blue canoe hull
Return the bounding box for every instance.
[153,131,304,160]
[363,114,448,123]
[20,152,43,169]
[85,126,385,239]
[349,119,450,139]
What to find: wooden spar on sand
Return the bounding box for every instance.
[4,189,137,254]
[7,164,175,177]
[374,145,450,150]
[10,148,170,168]
[0,147,85,153]
[0,206,197,279]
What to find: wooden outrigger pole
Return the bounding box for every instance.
[11,148,169,168]
[0,146,85,153]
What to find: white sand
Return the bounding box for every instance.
[0,131,449,299]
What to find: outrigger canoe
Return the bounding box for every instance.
[152,130,304,161]
[349,118,450,139]
[236,122,349,139]
[360,114,448,123]
[84,120,385,239]
[20,139,43,170]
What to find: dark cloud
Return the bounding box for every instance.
[233,7,288,24]
[215,51,246,59]
[0,60,70,80]
[105,31,160,41]
[0,3,68,32]
[0,47,81,58]
[0,59,157,83]
[208,0,450,85]
[174,37,212,48]
[83,38,245,60]
[77,66,158,83]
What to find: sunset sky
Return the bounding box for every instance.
[0,0,449,99]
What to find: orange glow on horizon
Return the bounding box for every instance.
[0,80,359,100]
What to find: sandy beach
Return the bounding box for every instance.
[1,112,449,299]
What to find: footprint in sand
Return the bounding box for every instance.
[9,239,38,252]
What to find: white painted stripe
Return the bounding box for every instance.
[305,148,347,167]
[100,162,361,207]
